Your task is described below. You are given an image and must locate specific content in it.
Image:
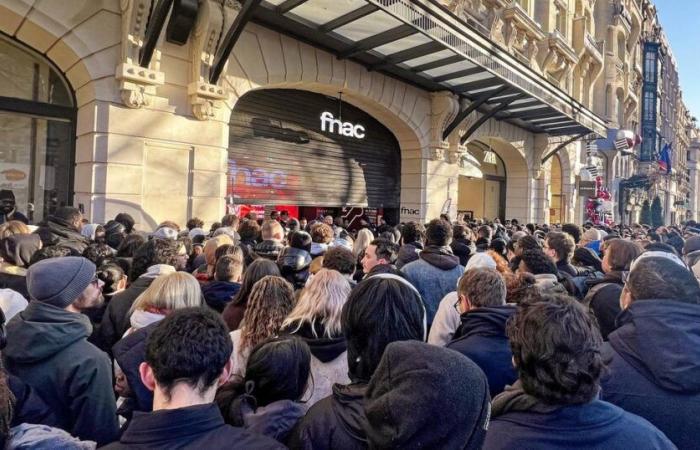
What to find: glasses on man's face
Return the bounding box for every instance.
[91,274,102,288]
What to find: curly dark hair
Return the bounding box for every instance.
[425,219,453,246]
[146,307,232,400]
[238,219,261,243]
[520,249,558,276]
[507,294,603,405]
[114,213,135,234]
[82,243,115,267]
[370,239,399,264]
[516,235,542,254]
[561,223,582,244]
[130,238,180,280]
[310,223,334,244]
[322,246,356,276]
[186,217,204,230]
[546,231,575,263]
[28,245,72,266]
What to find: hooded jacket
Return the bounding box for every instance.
[277,247,312,290]
[101,404,285,450]
[448,305,518,397]
[451,238,476,267]
[601,299,700,449]
[584,271,624,340]
[34,216,88,255]
[395,242,422,269]
[3,301,119,445]
[401,245,464,328]
[282,322,350,409]
[236,397,305,444]
[0,234,41,299]
[202,280,241,313]
[288,383,368,450]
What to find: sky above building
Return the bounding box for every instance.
[654,0,700,119]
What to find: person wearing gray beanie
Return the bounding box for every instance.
[3,256,118,445]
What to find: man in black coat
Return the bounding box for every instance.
[33,206,88,255]
[102,307,284,449]
[601,253,700,450]
[3,257,119,445]
[544,231,579,278]
[447,267,517,397]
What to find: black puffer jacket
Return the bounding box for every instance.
[584,272,624,340]
[255,240,285,261]
[34,216,88,255]
[277,247,312,290]
[288,383,368,450]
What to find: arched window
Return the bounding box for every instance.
[0,36,75,224]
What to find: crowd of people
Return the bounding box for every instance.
[0,203,698,449]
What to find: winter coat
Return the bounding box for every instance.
[8,423,96,450]
[98,275,154,355]
[584,272,624,340]
[484,395,674,449]
[112,322,159,418]
[282,322,350,410]
[686,249,700,280]
[223,300,246,332]
[309,242,328,258]
[231,397,305,444]
[601,300,700,450]
[395,242,422,269]
[255,239,285,261]
[277,247,312,290]
[34,216,88,255]
[0,209,28,225]
[202,280,241,313]
[533,273,568,295]
[3,301,119,445]
[401,246,464,328]
[447,305,518,398]
[364,263,403,279]
[0,265,28,299]
[427,291,461,346]
[0,234,40,299]
[288,383,368,450]
[101,404,285,449]
[0,288,28,321]
[451,238,476,267]
[556,260,580,278]
[8,374,58,428]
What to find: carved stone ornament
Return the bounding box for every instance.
[116,0,165,108]
[429,91,460,161]
[447,144,468,164]
[188,0,239,120]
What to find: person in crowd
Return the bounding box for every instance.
[255,220,285,261]
[238,219,261,263]
[483,294,674,450]
[447,268,517,397]
[193,234,234,283]
[221,214,240,231]
[561,223,582,245]
[280,269,352,408]
[289,275,426,449]
[0,191,28,225]
[321,246,356,285]
[402,219,463,328]
[682,235,700,279]
[428,252,497,346]
[518,249,568,295]
[0,233,41,299]
[352,228,374,282]
[277,231,312,291]
[104,220,127,251]
[475,225,493,252]
[82,242,115,267]
[395,221,424,269]
[361,238,400,278]
[544,231,579,277]
[230,276,295,376]
[222,259,281,331]
[186,217,205,232]
[601,254,700,449]
[502,271,540,305]
[81,223,105,243]
[309,223,333,259]
[99,238,180,353]
[0,220,29,240]
[580,227,602,255]
[3,257,119,445]
[28,245,72,266]
[584,239,642,339]
[114,213,135,235]
[486,249,511,275]
[102,307,284,449]
[112,272,203,421]
[573,245,603,273]
[34,206,88,255]
[202,252,244,313]
[450,224,476,267]
[364,340,491,450]
[217,337,311,444]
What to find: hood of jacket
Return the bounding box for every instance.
[451,239,476,258]
[40,217,86,242]
[202,281,241,312]
[609,299,700,393]
[277,247,312,271]
[331,383,368,443]
[419,245,460,270]
[283,321,347,363]
[241,398,305,441]
[456,305,516,341]
[4,301,91,364]
[534,273,559,289]
[397,243,421,262]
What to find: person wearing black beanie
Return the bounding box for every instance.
[363,340,490,450]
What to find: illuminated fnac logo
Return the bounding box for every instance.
[320,111,365,139]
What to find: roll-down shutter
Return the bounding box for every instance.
[227,89,401,208]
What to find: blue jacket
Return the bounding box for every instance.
[201,280,241,313]
[601,300,700,450]
[401,248,463,328]
[447,305,517,397]
[483,400,675,450]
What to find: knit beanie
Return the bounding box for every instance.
[364,340,491,450]
[26,257,96,308]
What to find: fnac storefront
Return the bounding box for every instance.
[227,89,401,225]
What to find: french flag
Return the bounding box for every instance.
[658,144,672,174]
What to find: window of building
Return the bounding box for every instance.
[555,3,567,36]
[0,36,75,224]
[644,49,657,82]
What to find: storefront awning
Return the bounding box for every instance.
[250,0,607,138]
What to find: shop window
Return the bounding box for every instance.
[0,36,75,224]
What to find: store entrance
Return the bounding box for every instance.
[457,141,507,222]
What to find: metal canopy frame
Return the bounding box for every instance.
[139,0,175,68]
[244,0,606,138]
[541,132,590,164]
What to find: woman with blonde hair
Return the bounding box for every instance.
[281,268,352,408]
[0,221,30,240]
[352,228,374,282]
[230,275,295,377]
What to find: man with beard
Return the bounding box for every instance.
[3,257,119,445]
[0,190,28,224]
[34,206,89,254]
